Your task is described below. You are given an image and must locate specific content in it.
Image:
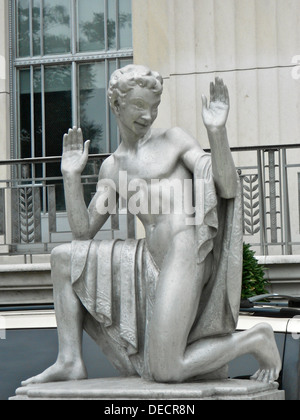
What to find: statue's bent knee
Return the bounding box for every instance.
[150,362,183,384]
[148,345,184,383]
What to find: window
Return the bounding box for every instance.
[12,0,133,167]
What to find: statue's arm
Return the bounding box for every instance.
[61,127,114,240]
[202,78,237,199]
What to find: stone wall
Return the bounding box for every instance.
[132,0,300,152]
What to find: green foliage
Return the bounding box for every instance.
[242,243,269,300]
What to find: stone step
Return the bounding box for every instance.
[0,263,52,305]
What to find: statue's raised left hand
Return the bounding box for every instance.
[202,77,230,132]
[61,127,90,176]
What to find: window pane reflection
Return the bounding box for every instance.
[16,0,132,56]
[78,0,105,52]
[45,65,71,210]
[43,0,71,55]
[17,0,30,57]
[118,0,132,49]
[33,69,42,159]
[44,65,72,158]
[32,0,41,56]
[79,63,106,154]
[107,0,116,50]
[19,69,31,157]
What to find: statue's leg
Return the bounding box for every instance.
[22,244,88,385]
[148,228,282,384]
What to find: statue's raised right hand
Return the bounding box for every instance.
[61,127,90,176]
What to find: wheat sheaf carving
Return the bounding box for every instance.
[19,187,35,243]
[242,175,260,235]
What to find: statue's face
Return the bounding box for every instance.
[116,85,161,138]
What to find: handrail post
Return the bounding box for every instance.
[257,149,268,255]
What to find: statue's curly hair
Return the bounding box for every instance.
[108,65,163,109]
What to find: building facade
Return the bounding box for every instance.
[1,1,300,165]
[133,0,300,151]
[0,0,134,264]
[132,0,300,261]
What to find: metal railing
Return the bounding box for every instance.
[230,144,300,256]
[0,154,135,256]
[0,144,300,257]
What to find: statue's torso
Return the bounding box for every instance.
[107,129,199,268]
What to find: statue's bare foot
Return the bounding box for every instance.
[250,323,282,383]
[21,359,87,386]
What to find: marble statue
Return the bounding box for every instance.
[22,65,281,386]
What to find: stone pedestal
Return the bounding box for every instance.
[10,377,285,400]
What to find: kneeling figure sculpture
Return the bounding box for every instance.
[23,65,281,386]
